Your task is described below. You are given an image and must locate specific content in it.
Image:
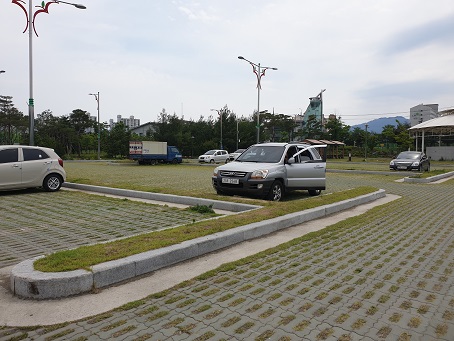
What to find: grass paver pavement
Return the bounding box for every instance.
[1,167,454,340]
[0,190,216,269]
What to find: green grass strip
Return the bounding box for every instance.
[34,186,377,273]
[409,169,452,178]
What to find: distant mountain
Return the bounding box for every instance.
[350,116,409,133]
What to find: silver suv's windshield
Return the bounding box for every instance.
[236,146,285,163]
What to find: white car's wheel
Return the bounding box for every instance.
[43,174,63,192]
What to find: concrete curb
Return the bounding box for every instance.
[62,182,261,213]
[327,169,413,176]
[10,189,386,300]
[403,170,454,183]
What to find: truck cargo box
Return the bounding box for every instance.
[142,141,167,155]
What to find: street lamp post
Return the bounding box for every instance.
[364,124,368,161]
[236,118,239,150]
[12,0,86,146]
[89,92,100,160]
[238,56,277,144]
[319,88,326,129]
[211,108,222,150]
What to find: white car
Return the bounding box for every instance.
[198,149,229,163]
[226,149,246,162]
[0,145,66,192]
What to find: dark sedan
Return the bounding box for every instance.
[390,151,430,172]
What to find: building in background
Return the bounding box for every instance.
[294,90,326,137]
[109,115,140,130]
[410,104,439,126]
[301,92,325,126]
[130,122,156,137]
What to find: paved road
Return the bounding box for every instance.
[1,172,453,340]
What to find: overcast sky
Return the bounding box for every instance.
[1,0,453,126]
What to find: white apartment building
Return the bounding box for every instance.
[410,104,439,127]
[109,115,141,130]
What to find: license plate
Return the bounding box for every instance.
[222,177,239,184]
[397,166,407,170]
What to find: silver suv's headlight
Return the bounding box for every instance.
[390,161,394,166]
[213,167,219,176]
[251,169,269,179]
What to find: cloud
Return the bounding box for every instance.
[359,79,454,104]
[383,13,454,55]
[178,7,216,21]
[2,0,454,127]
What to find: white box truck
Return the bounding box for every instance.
[129,141,182,165]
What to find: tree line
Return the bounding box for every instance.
[1,96,413,159]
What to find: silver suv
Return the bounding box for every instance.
[0,145,66,192]
[212,142,326,201]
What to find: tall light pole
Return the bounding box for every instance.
[238,56,277,144]
[364,123,368,161]
[211,108,222,150]
[319,88,326,130]
[12,0,86,146]
[236,118,239,150]
[89,92,100,160]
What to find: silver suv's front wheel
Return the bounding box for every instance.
[267,181,284,201]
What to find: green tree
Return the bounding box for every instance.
[105,122,131,158]
[346,127,364,148]
[35,110,76,156]
[155,109,186,147]
[215,105,243,151]
[394,120,412,151]
[192,115,219,155]
[68,109,93,157]
[381,125,396,145]
[261,112,296,142]
[365,131,378,156]
[240,115,257,148]
[0,96,28,144]
[35,110,60,151]
[323,116,350,142]
[376,124,398,156]
[298,114,322,140]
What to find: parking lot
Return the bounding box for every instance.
[1,167,453,340]
[0,189,216,269]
